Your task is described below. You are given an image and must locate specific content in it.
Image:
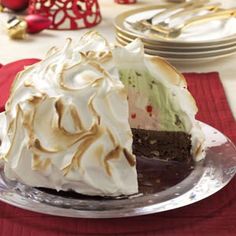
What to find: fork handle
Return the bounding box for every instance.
[180,9,236,30]
[167,3,221,21]
[149,0,209,22]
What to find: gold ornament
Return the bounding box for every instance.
[7,16,27,39]
[0,4,4,12]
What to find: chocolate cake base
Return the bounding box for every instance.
[132,128,192,162]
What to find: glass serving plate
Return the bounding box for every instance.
[0,122,235,218]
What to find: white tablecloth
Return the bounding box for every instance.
[0,0,235,118]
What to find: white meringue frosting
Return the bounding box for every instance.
[1,32,137,196]
[0,31,205,197]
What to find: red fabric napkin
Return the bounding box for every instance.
[0,61,236,236]
[0,59,40,112]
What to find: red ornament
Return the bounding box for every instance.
[7,15,51,39]
[1,0,29,12]
[25,14,51,34]
[28,0,102,30]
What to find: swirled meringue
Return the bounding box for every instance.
[0,31,205,197]
[1,32,137,196]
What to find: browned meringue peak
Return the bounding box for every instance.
[0,31,205,197]
[2,31,138,196]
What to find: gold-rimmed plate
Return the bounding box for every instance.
[116,36,236,63]
[116,29,236,52]
[116,32,236,56]
[114,5,236,47]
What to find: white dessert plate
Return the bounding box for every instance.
[114,5,236,47]
[116,36,236,63]
[116,31,236,54]
[115,26,236,50]
[0,121,235,218]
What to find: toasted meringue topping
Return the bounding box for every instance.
[1,31,137,196]
[0,31,205,197]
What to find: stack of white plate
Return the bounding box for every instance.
[114,4,236,63]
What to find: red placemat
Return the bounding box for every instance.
[0,59,40,112]
[0,61,236,236]
[184,72,236,144]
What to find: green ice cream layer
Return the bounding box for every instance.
[119,68,190,132]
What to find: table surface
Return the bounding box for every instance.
[0,0,235,120]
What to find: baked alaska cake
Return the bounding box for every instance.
[0,31,205,197]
